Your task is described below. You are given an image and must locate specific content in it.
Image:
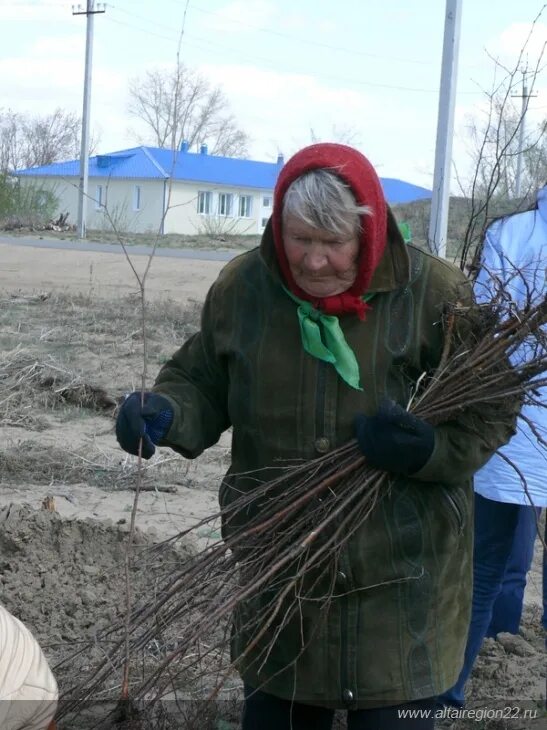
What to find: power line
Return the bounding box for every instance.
[182,32,482,95]
[115,0,478,70]
[106,10,482,96]
[108,16,180,43]
[186,0,463,69]
[106,3,180,33]
[72,1,106,15]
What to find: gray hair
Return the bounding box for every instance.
[282,169,372,237]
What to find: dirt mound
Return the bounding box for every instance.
[464,613,546,723]
[1,503,544,729]
[0,503,242,728]
[0,502,189,666]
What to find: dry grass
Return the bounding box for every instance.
[0,290,206,495]
[0,292,203,431]
[1,227,262,251]
[0,346,117,428]
[0,290,202,343]
[0,440,186,491]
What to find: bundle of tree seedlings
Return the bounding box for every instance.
[58,279,547,723]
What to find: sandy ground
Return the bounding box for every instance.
[1,239,226,300]
[0,239,545,728]
[0,240,229,541]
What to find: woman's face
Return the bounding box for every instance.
[282,214,360,298]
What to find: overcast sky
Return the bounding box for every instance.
[2,0,547,189]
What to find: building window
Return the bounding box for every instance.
[95,185,104,210]
[197,190,213,215]
[261,217,269,228]
[218,192,233,217]
[263,196,272,207]
[238,195,253,218]
[133,185,141,211]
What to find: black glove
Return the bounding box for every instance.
[354,398,434,475]
[116,392,174,459]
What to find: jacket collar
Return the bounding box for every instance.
[259,207,411,296]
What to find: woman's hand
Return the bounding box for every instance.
[354,398,434,475]
[116,392,173,459]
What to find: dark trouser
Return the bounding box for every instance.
[439,494,542,707]
[486,502,542,637]
[242,685,437,729]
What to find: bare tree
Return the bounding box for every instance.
[309,123,362,147]
[0,107,100,172]
[21,108,80,169]
[465,98,547,203]
[128,63,250,158]
[0,110,19,173]
[455,7,547,272]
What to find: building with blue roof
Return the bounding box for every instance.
[15,144,431,236]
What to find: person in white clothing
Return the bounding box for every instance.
[0,603,58,730]
[440,187,547,707]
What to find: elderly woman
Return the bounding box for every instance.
[116,144,517,730]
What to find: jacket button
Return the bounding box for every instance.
[342,688,354,702]
[314,437,330,453]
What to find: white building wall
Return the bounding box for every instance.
[87,178,165,234]
[16,176,77,222]
[165,181,273,235]
[19,176,275,236]
[20,176,165,234]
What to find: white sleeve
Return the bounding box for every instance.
[473,222,504,304]
[475,211,546,308]
[0,604,58,730]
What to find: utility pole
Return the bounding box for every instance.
[512,70,537,199]
[428,0,462,258]
[73,1,105,239]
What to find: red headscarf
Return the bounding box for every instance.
[272,143,387,319]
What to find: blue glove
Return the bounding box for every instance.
[354,398,434,475]
[116,392,173,459]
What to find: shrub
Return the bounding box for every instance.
[0,175,59,228]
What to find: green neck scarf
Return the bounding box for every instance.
[283,287,375,391]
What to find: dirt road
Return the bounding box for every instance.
[1,240,227,301]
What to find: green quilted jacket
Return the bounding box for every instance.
[153,216,518,708]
